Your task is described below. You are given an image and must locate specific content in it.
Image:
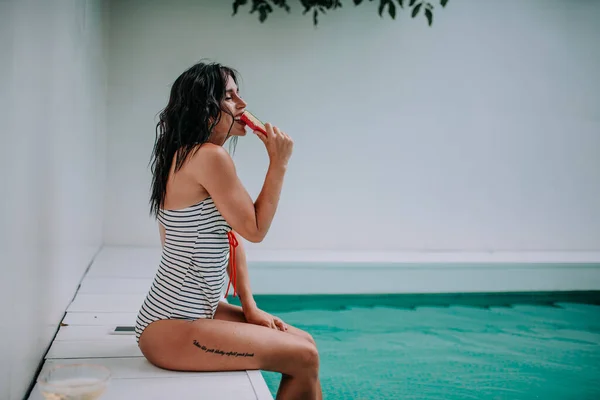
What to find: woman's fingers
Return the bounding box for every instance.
[274,317,287,331]
[254,129,267,142]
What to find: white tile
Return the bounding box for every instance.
[28,358,272,400]
[29,376,259,400]
[78,277,153,294]
[46,339,143,359]
[67,294,145,313]
[247,370,274,399]
[37,358,247,379]
[66,294,229,313]
[246,264,600,294]
[55,325,135,342]
[62,312,139,326]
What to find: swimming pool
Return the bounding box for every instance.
[233,292,600,399]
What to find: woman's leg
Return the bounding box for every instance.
[138,316,320,400]
[214,301,323,400]
[214,301,316,344]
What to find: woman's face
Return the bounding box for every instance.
[210,75,248,143]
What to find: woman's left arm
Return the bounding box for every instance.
[229,231,257,312]
[229,231,288,331]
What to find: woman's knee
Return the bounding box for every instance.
[287,325,317,346]
[305,342,320,371]
[302,331,317,347]
[295,330,319,369]
[290,340,320,376]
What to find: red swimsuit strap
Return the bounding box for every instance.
[225,231,239,298]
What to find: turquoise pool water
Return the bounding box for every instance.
[234,293,600,399]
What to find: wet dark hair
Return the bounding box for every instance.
[149,61,240,217]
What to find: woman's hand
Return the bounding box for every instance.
[255,123,293,167]
[244,306,288,332]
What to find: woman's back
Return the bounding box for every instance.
[134,196,232,344]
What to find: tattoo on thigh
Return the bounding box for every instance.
[192,340,255,357]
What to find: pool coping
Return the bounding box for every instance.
[229,291,600,313]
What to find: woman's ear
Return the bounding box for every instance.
[208,109,217,125]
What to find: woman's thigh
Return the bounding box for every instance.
[138,316,318,376]
[214,301,316,345]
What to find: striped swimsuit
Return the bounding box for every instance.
[134,196,238,344]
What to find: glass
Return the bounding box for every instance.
[37,364,111,400]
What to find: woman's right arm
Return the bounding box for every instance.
[193,123,293,243]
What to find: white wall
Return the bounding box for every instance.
[0,0,108,399]
[104,0,600,255]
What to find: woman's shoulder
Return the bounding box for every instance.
[184,143,236,182]
[190,143,232,165]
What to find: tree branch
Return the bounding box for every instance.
[231,0,448,26]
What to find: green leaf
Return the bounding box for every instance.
[378,0,395,18]
[272,0,291,12]
[411,2,422,17]
[425,7,433,25]
[232,0,248,15]
[259,8,268,22]
[389,2,396,18]
[232,0,443,27]
[300,0,310,13]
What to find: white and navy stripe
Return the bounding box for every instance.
[134,197,231,343]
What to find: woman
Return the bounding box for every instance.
[133,61,322,399]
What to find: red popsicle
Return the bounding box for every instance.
[240,110,267,136]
